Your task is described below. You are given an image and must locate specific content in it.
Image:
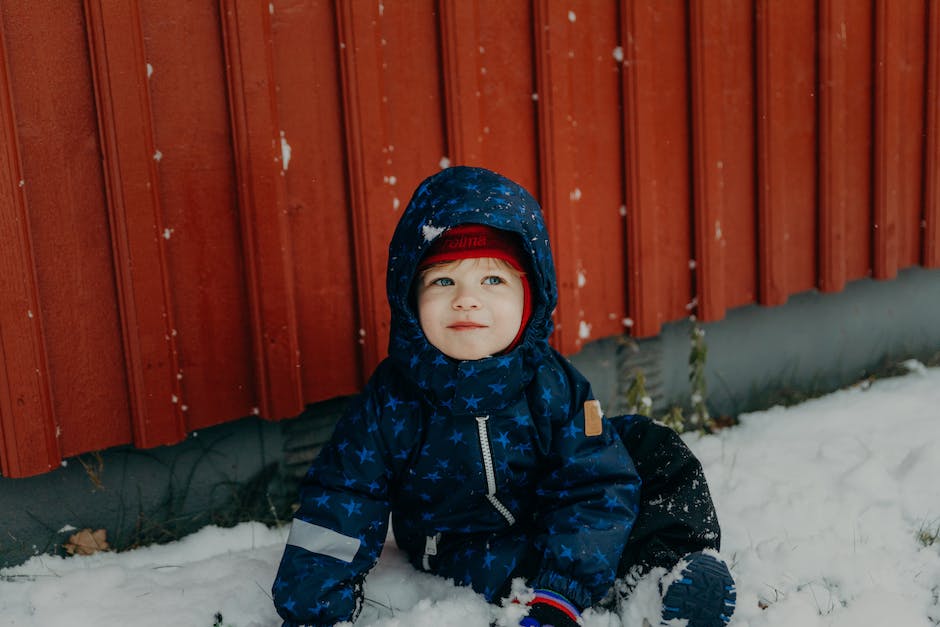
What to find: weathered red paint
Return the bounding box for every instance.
[874,0,927,279]
[4,0,133,462]
[439,1,541,205]
[84,0,186,447]
[270,0,363,400]
[0,10,60,477]
[138,0,256,433]
[621,0,693,337]
[690,0,757,322]
[534,0,626,354]
[757,0,818,307]
[221,0,305,421]
[818,0,874,292]
[928,0,940,268]
[1,1,939,477]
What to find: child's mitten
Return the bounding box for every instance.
[518,590,581,627]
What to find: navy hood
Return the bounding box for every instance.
[387,168,557,389]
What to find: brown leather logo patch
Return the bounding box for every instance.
[584,400,604,437]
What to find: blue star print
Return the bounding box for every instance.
[355,447,375,464]
[562,422,580,439]
[463,394,482,410]
[592,547,611,566]
[488,383,507,395]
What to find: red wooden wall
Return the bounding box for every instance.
[1,0,938,478]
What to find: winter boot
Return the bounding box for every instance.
[660,551,736,626]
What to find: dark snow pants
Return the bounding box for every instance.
[483,412,722,622]
[611,414,721,578]
[503,414,721,601]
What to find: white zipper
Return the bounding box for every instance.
[475,416,516,525]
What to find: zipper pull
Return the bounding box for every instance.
[422,532,441,570]
[425,533,440,556]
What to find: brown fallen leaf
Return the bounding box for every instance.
[64,528,109,556]
[709,414,739,432]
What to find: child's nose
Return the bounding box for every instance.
[452,287,481,310]
[452,297,481,310]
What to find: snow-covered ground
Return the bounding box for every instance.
[2,363,939,627]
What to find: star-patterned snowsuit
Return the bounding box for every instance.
[272,166,641,626]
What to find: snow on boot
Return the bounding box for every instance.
[659,551,736,626]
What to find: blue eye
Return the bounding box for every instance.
[431,277,454,287]
[482,276,504,285]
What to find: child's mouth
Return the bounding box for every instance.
[448,322,486,330]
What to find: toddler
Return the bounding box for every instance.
[273,166,735,627]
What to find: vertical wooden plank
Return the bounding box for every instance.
[620,0,692,337]
[756,0,817,305]
[873,0,927,279]
[533,0,579,353]
[439,1,539,188]
[440,0,483,166]
[561,1,627,346]
[336,0,445,375]
[139,0,254,431]
[818,0,874,291]
[336,0,399,376]
[269,0,362,398]
[482,2,540,190]
[924,0,940,267]
[83,0,184,447]
[689,0,757,323]
[3,0,132,458]
[533,0,625,353]
[0,16,60,477]
[220,0,303,420]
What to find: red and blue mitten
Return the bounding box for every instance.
[519,590,581,627]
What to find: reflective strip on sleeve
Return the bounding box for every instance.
[287,518,361,563]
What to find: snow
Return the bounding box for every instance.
[422,223,446,242]
[2,365,939,627]
[280,132,292,171]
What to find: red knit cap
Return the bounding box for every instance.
[419,224,532,352]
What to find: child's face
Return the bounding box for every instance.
[416,257,525,360]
